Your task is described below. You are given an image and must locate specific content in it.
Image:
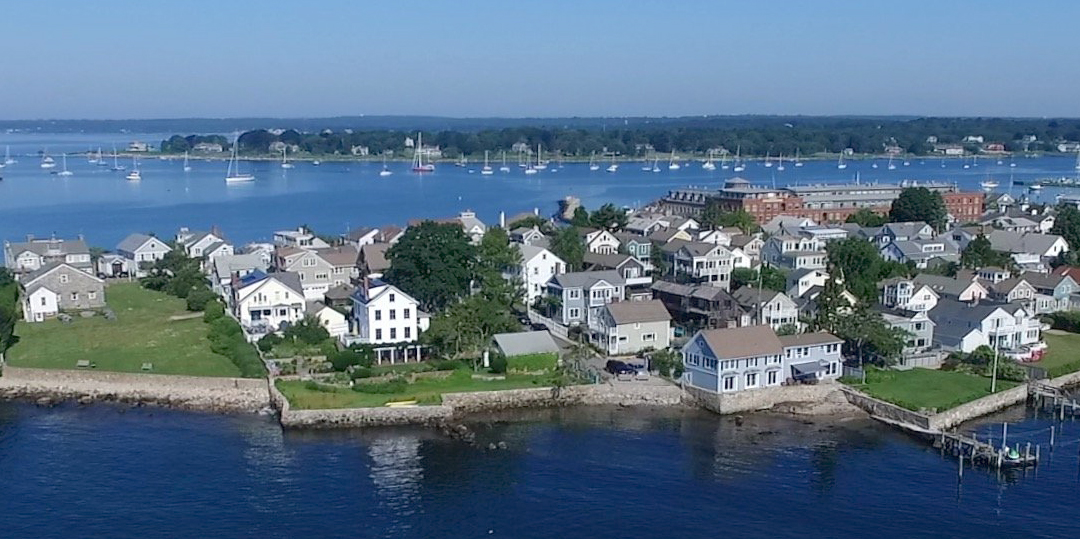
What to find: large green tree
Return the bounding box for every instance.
[475,226,523,307]
[1052,203,1080,251]
[0,268,16,359]
[550,226,586,271]
[827,237,911,303]
[960,234,1012,269]
[384,221,476,312]
[889,187,947,231]
[731,266,786,292]
[589,203,628,231]
[701,201,759,234]
[833,305,909,368]
[571,207,591,228]
[845,208,888,227]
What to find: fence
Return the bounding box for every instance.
[527,310,570,340]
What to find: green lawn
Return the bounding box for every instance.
[7,283,241,377]
[507,352,558,373]
[846,368,1017,412]
[1033,331,1080,377]
[277,369,561,409]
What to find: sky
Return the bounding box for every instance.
[2,0,1080,119]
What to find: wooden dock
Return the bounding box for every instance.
[871,415,1039,472]
[1030,382,1080,420]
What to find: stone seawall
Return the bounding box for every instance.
[685,382,860,416]
[840,386,932,430]
[929,385,1028,431]
[0,366,270,413]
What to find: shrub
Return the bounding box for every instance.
[186,289,218,312]
[349,367,373,380]
[282,316,330,345]
[330,347,374,371]
[204,314,265,378]
[432,359,466,371]
[203,301,225,323]
[489,355,508,374]
[352,379,407,394]
[258,333,283,353]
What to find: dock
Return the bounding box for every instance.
[1029,381,1080,420]
[872,415,1039,471]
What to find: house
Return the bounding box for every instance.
[987,230,1069,260]
[274,246,338,300]
[96,254,130,278]
[786,268,831,299]
[1030,271,1080,312]
[879,277,940,312]
[879,238,959,269]
[493,330,560,358]
[341,227,381,248]
[513,244,567,304]
[729,247,753,269]
[116,233,172,277]
[731,287,800,330]
[314,245,361,287]
[874,222,934,246]
[650,280,749,330]
[730,234,765,259]
[696,228,735,246]
[614,232,653,265]
[761,235,827,271]
[324,284,358,310]
[232,270,306,336]
[510,226,547,247]
[671,242,734,289]
[273,227,331,250]
[176,228,232,259]
[582,252,649,287]
[876,306,936,357]
[976,266,1011,284]
[987,277,1037,307]
[4,235,92,274]
[625,213,670,236]
[308,301,348,339]
[412,211,487,244]
[359,243,391,279]
[763,216,816,236]
[211,253,269,300]
[592,299,671,356]
[545,270,625,326]
[580,227,621,254]
[912,274,989,302]
[647,226,693,245]
[799,226,849,242]
[929,298,1042,353]
[348,279,429,345]
[680,326,842,394]
[19,263,106,322]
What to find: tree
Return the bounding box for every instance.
[809,276,849,333]
[889,187,947,231]
[1052,204,1080,251]
[385,221,476,312]
[701,201,758,234]
[960,234,1011,269]
[731,266,786,292]
[845,208,888,227]
[589,203,628,231]
[833,306,909,368]
[650,243,670,276]
[282,316,331,345]
[507,215,554,235]
[571,206,591,227]
[550,226,586,271]
[827,237,899,303]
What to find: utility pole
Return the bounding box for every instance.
[990,332,1000,393]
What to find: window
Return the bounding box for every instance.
[405,327,411,339]
[389,293,396,303]
[569,308,581,319]
[686,353,700,366]
[533,267,539,275]
[375,310,382,321]
[302,258,316,267]
[568,289,580,299]
[745,372,759,389]
[767,370,779,385]
[642,333,656,342]
[315,273,328,281]
[375,329,382,340]
[59,274,69,284]
[389,309,396,320]
[88,291,97,300]
[40,296,46,306]
[404,309,411,319]
[70,292,78,301]
[390,328,397,340]
[722,376,736,392]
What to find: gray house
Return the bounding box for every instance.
[20,262,106,322]
[4,235,92,275]
[614,232,652,265]
[116,233,173,277]
[592,299,672,356]
[545,270,625,326]
[876,306,936,361]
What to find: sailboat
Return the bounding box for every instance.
[720,153,730,170]
[733,145,745,172]
[56,154,74,176]
[126,157,142,181]
[1074,149,1080,171]
[455,154,467,167]
[972,155,979,167]
[980,177,999,190]
[763,151,773,168]
[183,151,192,172]
[903,158,911,166]
[411,133,435,173]
[606,154,618,173]
[95,148,107,167]
[837,153,847,170]
[794,148,804,167]
[280,147,294,169]
[380,153,393,177]
[641,155,653,172]
[1010,156,1017,168]
[702,150,716,171]
[776,154,785,172]
[40,148,56,169]
[887,155,896,170]
[652,156,660,173]
[963,156,971,169]
[534,145,547,170]
[871,159,879,169]
[225,137,254,183]
[87,147,99,164]
[588,151,600,171]
[4,146,15,165]
[481,150,494,175]
[110,147,126,171]
[499,151,511,173]
[668,150,680,170]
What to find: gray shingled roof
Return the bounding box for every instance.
[605,299,671,325]
[550,270,624,289]
[697,325,783,360]
[117,233,156,253]
[913,274,982,298]
[493,331,560,357]
[987,230,1065,255]
[583,252,635,270]
[778,332,843,347]
[360,243,390,272]
[7,237,89,257]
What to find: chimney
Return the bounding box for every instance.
[362,276,370,300]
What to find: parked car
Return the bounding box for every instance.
[605,360,627,374]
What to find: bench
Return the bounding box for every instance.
[141,363,153,371]
[76,360,90,368]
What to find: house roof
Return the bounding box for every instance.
[360,243,391,272]
[777,332,843,348]
[881,221,930,238]
[732,286,784,308]
[7,237,89,257]
[886,238,959,260]
[212,253,267,278]
[990,277,1032,296]
[584,252,636,270]
[697,325,784,360]
[375,226,404,243]
[1020,271,1069,291]
[238,270,304,297]
[912,274,982,298]
[342,226,376,242]
[315,245,360,267]
[493,331,560,357]
[1053,265,1080,284]
[728,234,760,248]
[928,297,1020,328]
[117,233,159,253]
[678,241,726,258]
[648,227,685,243]
[788,267,824,282]
[550,270,624,289]
[987,230,1065,255]
[20,262,103,287]
[613,231,649,245]
[604,299,671,325]
[325,283,358,301]
[518,243,558,264]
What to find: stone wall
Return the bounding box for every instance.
[684,382,859,416]
[928,385,1028,431]
[0,366,269,413]
[442,382,684,414]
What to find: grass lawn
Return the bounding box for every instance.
[7,282,241,377]
[845,368,1018,412]
[1033,331,1080,377]
[277,369,561,409]
[506,352,558,372]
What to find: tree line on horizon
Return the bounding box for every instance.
[158,116,1080,158]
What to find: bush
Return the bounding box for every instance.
[330,347,374,371]
[349,367,373,380]
[432,359,466,371]
[258,333,283,353]
[186,288,218,312]
[204,314,265,378]
[489,354,508,374]
[203,300,225,323]
[282,316,330,346]
[352,379,407,394]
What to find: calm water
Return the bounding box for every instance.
[1,133,1077,247]
[1,402,1079,538]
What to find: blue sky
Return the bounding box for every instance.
[2,0,1079,119]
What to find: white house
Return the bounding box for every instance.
[232,270,306,336]
[512,244,567,304]
[761,235,827,271]
[116,233,172,277]
[581,228,621,255]
[309,301,348,339]
[273,227,330,250]
[879,277,940,312]
[176,228,231,259]
[671,242,734,290]
[4,235,92,275]
[349,279,430,345]
[274,246,336,300]
[929,298,1042,353]
[732,287,801,330]
[786,268,831,299]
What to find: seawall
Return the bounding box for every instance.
[0,366,270,413]
[685,381,860,417]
